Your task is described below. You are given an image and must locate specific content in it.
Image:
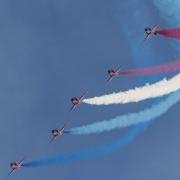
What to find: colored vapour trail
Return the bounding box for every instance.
[118,60,180,76]
[67,91,180,135]
[83,73,180,105]
[157,29,180,39]
[23,122,149,168]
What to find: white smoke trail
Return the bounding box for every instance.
[83,73,180,105]
[68,90,180,135]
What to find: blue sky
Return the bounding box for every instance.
[0,0,180,179]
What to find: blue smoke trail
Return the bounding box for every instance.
[23,122,149,167]
[66,91,180,135]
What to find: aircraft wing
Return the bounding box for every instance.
[62,122,69,129]
[19,156,26,165]
[107,76,113,83]
[48,137,56,144]
[70,104,76,112]
[80,91,88,101]
[143,34,150,43]
[116,65,122,72]
[8,170,15,176]
[61,119,71,131]
[152,23,160,30]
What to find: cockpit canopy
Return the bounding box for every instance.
[145,27,151,32]
[108,69,115,74]
[71,97,78,102]
[10,162,17,167]
[52,129,59,134]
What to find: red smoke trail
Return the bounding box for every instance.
[157,28,180,39]
[118,60,180,75]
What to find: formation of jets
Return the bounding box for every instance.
[9,22,169,176]
[8,91,88,175]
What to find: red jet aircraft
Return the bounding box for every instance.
[8,157,26,176]
[49,124,67,143]
[107,66,122,82]
[144,23,160,42]
[70,91,88,111]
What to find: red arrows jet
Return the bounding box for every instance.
[144,23,160,42]
[70,91,88,111]
[49,123,67,143]
[8,157,26,176]
[107,66,122,82]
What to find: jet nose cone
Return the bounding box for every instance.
[71,98,75,102]
[52,129,55,134]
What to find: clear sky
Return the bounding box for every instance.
[0,0,180,179]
